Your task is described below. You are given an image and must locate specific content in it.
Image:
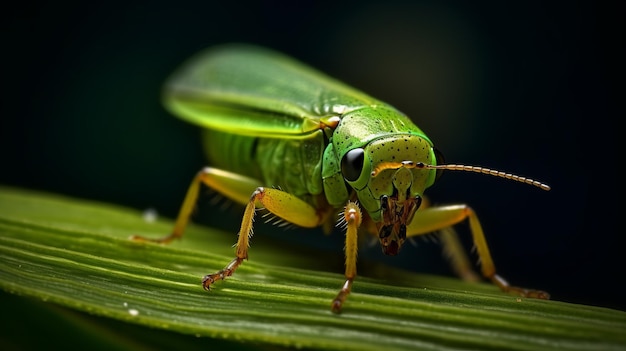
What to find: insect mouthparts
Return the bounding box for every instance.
[383,239,400,256]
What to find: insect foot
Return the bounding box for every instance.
[202,257,245,290]
[331,279,353,314]
[128,232,179,244]
[491,274,550,299]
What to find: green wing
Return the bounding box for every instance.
[163,44,381,137]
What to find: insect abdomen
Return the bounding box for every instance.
[202,129,326,205]
[202,129,262,180]
[256,135,325,200]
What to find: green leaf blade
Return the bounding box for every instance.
[1,186,625,351]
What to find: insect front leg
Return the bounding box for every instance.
[406,204,550,299]
[332,201,362,314]
[202,185,327,290]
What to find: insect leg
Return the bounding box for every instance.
[332,201,362,314]
[405,205,549,299]
[203,186,327,290]
[438,227,481,282]
[130,167,261,244]
[414,199,480,282]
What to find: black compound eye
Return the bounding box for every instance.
[341,148,365,182]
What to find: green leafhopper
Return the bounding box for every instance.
[132,44,550,313]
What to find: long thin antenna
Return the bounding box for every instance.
[371,161,550,191]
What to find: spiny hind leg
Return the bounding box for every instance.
[130,167,333,292]
[130,167,262,244]
[202,186,328,290]
[406,204,549,299]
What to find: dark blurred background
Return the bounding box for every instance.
[2,1,623,312]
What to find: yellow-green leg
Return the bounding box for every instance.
[201,185,327,290]
[438,227,481,282]
[406,204,549,299]
[132,166,328,291]
[332,201,362,313]
[130,167,262,244]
